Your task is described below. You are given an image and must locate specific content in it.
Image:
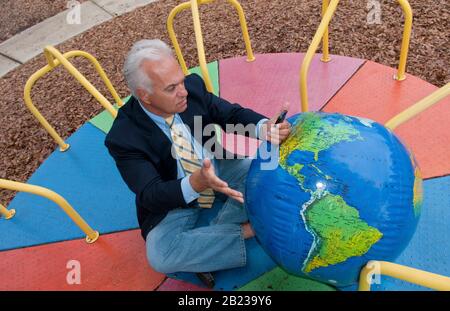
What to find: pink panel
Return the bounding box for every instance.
[221,132,260,158]
[219,53,365,117]
[218,53,364,156]
[157,278,212,291]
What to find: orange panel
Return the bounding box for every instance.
[0,230,165,290]
[322,61,450,179]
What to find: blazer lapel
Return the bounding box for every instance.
[180,103,205,147]
[127,97,174,163]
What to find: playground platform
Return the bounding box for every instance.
[0,0,449,292]
[1,51,449,291]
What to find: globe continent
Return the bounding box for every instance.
[245,112,422,287]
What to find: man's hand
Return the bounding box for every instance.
[190,159,244,204]
[259,102,291,145]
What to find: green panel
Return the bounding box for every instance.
[189,61,219,96]
[237,267,337,291]
[89,96,131,134]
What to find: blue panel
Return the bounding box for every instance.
[213,238,277,290]
[371,175,450,291]
[0,123,137,251]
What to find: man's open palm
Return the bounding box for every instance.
[201,159,244,203]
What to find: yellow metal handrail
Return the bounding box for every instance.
[300,0,340,112]
[0,179,99,243]
[394,0,413,81]
[320,0,331,63]
[0,203,16,220]
[320,0,412,76]
[24,46,123,152]
[385,82,450,130]
[302,0,413,112]
[167,0,255,93]
[359,260,450,291]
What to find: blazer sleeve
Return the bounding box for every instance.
[189,74,267,137]
[105,138,189,214]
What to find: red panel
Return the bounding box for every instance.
[0,230,166,290]
[218,53,365,156]
[157,278,212,291]
[322,61,450,179]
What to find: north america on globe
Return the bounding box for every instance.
[279,113,383,274]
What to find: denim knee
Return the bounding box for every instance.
[146,231,175,274]
[147,254,171,274]
[147,244,178,274]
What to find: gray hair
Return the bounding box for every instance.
[123,39,173,98]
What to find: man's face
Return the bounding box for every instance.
[138,56,188,117]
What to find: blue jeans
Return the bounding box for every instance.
[146,158,251,274]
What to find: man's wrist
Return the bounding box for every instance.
[181,175,200,203]
[189,170,207,193]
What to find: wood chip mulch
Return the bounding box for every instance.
[0,0,449,205]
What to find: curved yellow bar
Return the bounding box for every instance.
[302,0,412,111]
[359,260,450,291]
[0,179,99,243]
[0,203,16,220]
[227,0,255,62]
[167,0,196,75]
[395,0,413,81]
[190,0,215,93]
[24,65,71,151]
[44,47,121,115]
[67,51,123,108]
[167,0,255,91]
[321,0,331,63]
[299,0,340,112]
[24,46,122,151]
[385,82,450,130]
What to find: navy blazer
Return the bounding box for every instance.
[105,73,266,239]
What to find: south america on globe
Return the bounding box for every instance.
[245,112,422,287]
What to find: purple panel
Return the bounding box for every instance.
[219,53,365,117]
[157,278,212,291]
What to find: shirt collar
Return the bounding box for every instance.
[138,99,176,128]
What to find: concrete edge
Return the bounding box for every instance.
[0,0,157,78]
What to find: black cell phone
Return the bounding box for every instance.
[275,110,288,124]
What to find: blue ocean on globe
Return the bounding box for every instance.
[245,112,422,287]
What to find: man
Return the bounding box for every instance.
[105,39,291,287]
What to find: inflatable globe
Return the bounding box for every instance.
[245,112,423,287]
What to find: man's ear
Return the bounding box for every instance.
[136,88,151,105]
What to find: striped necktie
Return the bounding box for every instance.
[165,115,215,208]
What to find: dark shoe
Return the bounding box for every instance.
[196,272,215,289]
